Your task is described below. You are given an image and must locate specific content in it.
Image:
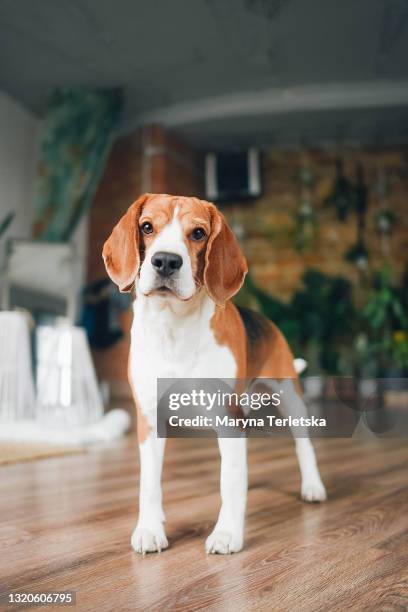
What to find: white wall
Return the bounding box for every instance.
[0,92,89,314]
[0,92,39,243]
[0,92,39,303]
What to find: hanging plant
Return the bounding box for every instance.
[292,198,318,251]
[345,240,369,271]
[292,161,318,251]
[375,209,397,235]
[344,163,370,274]
[298,165,315,189]
[354,163,368,219]
[324,158,356,222]
[374,167,396,255]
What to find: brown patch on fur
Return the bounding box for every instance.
[127,358,150,444]
[210,302,247,417]
[102,193,150,292]
[236,306,273,379]
[213,303,303,397]
[211,302,247,379]
[138,194,177,239]
[239,308,303,395]
[204,204,248,306]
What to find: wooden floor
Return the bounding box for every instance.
[0,433,407,611]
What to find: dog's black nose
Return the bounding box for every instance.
[151,251,183,277]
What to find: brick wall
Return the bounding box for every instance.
[142,123,203,196]
[222,147,408,302]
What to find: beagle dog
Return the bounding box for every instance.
[103,193,326,555]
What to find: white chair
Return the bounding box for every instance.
[0,311,35,421]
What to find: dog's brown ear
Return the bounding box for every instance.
[204,203,247,306]
[102,194,149,292]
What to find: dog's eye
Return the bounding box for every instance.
[141,222,153,235]
[190,227,206,241]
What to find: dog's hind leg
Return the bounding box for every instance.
[251,321,326,503]
[267,378,327,502]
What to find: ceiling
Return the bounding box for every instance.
[1,0,408,149]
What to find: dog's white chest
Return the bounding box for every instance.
[129,294,236,416]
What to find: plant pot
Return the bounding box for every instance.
[303,376,324,399]
[379,367,408,392]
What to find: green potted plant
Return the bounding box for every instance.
[362,265,408,381]
[291,269,356,376]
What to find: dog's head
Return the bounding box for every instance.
[102,193,247,305]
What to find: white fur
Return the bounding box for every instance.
[205,436,247,554]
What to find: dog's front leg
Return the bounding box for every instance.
[131,433,168,554]
[206,437,247,554]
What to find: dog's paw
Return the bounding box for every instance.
[301,478,327,502]
[131,524,168,554]
[205,529,243,554]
